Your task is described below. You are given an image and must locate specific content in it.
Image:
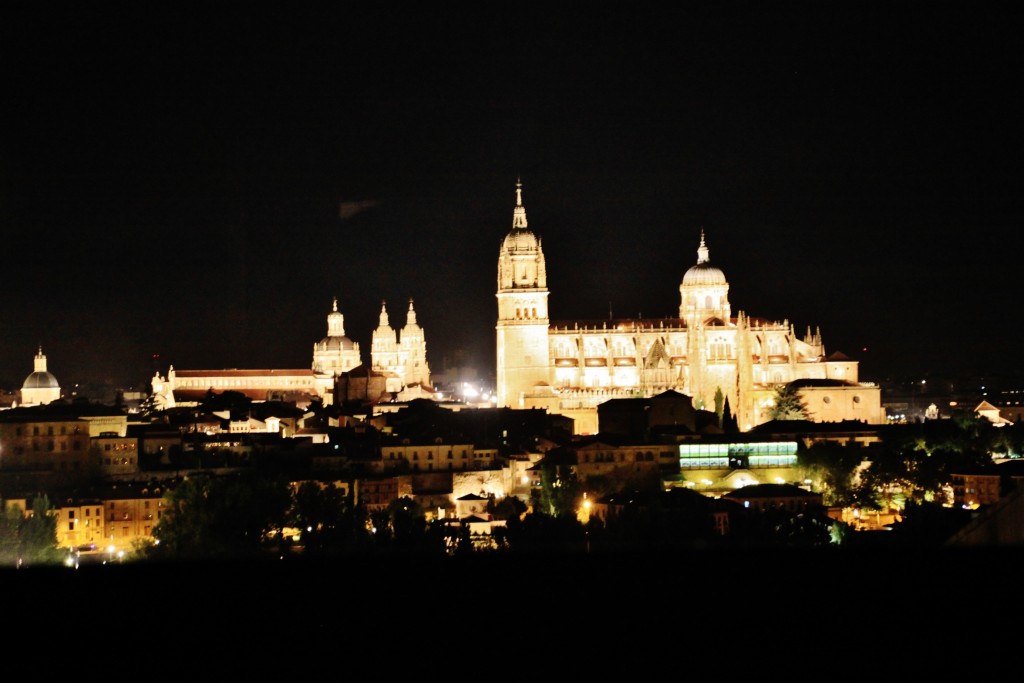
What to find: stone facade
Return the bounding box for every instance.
[495,180,884,434]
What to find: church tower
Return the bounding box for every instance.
[370,300,399,377]
[312,297,362,376]
[399,299,430,387]
[496,179,551,407]
[679,230,731,324]
[371,299,432,392]
[679,232,732,412]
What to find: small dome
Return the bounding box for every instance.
[23,370,59,390]
[682,263,727,286]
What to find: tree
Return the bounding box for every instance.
[385,496,428,547]
[0,498,23,566]
[721,394,739,433]
[290,481,355,556]
[798,441,869,507]
[503,510,586,553]
[200,389,252,417]
[151,472,292,561]
[137,392,163,418]
[769,384,810,421]
[714,387,725,428]
[534,449,581,518]
[19,495,62,566]
[488,495,527,521]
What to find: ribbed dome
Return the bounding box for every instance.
[318,336,356,351]
[682,262,727,286]
[502,228,540,253]
[23,370,59,389]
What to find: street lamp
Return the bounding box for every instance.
[580,493,593,553]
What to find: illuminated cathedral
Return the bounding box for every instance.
[496,180,884,434]
[154,297,431,408]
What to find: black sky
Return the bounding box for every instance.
[1,6,1021,393]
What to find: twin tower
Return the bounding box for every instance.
[313,296,430,394]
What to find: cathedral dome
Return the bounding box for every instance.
[502,227,540,253]
[318,335,357,351]
[20,346,61,406]
[682,262,727,286]
[23,369,59,389]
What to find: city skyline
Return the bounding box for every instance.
[2,7,1021,392]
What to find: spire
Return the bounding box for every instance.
[512,178,528,230]
[696,229,710,265]
[34,346,47,373]
[407,298,417,326]
[378,300,390,327]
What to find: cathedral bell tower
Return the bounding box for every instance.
[496,179,551,407]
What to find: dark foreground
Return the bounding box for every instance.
[5,546,1021,672]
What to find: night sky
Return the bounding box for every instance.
[2,6,1021,394]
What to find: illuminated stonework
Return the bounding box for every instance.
[312,296,363,377]
[495,181,884,434]
[155,296,432,407]
[19,346,61,407]
[370,299,431,392]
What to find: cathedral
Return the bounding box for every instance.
[496,181,884,434]
[154,297,431,408]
